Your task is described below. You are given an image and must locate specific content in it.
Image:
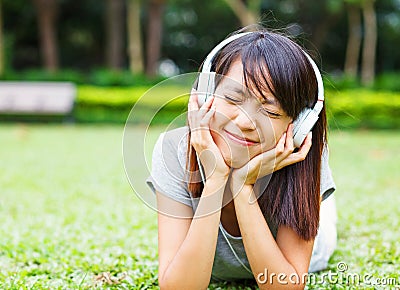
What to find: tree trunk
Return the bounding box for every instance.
[0,0,4,76]
[222,0,258,27]
[311,12,342,52]
[105,0,125,70]
[145,0,165,77]
[344,3,362,78]
[247,0,261,22]
[361,0,377,86]
[32,0,59,73]
[127,0,143,74]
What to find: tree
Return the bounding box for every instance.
[32,0,59,73]
[361,0,377,85]
[342,0,377,85]
[308,0,343,53]
[344,2,362,78]
[145,0,165,77]
[222,0,260,26]
[0,0,4,76]
[105,0,125,70]
[127,0,144,74]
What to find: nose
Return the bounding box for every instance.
[233,102,257,130]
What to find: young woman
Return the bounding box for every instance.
[146,27,337,289]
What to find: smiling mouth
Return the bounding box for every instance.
[223,130,259,146]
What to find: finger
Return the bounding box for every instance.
[275,132,286,156]
[198,95,215,119]
[252,151,270,176]
[188,89,204,129]
[188,89,199,112]
[297,131,312,157]
[279,132,312,167]
[284,123,295,152]
[247,143,277,176]
[200,109,215,127]
[199,94,215,111]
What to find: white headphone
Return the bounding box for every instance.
[196,32,324,148]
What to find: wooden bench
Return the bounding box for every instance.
[0,81,77,122]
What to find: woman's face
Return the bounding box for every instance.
[209,59,292,168]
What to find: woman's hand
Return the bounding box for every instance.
[188,89,230,181]
[230,123,312,194]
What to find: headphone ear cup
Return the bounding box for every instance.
[197,72,216,106]
[292,109,310,135]
[293,108,319,148]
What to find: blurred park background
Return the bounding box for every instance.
[0,0,399,289]
[0,0,399,127]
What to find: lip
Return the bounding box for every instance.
[224,130,259,146]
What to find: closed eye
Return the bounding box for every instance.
[224,95,242,103]
[260,108,282,118]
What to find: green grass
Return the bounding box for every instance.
[0,125,399,289]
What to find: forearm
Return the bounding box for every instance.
[159,176,227,290]
[233,186,307,290]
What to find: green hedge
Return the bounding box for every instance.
[2,85,398,128]
[326,89,400,129]
[74,86,400,129]
[75,85,190,124]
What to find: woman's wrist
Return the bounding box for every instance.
[230,178,253,198]
[229,169,250,192]
[205,173,229,186]
[206,168,230,181]
[201,173,229,196]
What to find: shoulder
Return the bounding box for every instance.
[156,126,189,161]
[152,126,190,177]
[147,126,193,207]
[162,126,189,147]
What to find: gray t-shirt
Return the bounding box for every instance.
[146,126,336,281]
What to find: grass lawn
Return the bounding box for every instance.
[0,124,399,289]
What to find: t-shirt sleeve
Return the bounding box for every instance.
[145,132,192,207]
[320,146,336,201]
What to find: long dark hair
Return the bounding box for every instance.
[186,27,327,241]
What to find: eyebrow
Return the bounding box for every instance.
[224,84,244,94]
[223,84,280,107]
[260,96,279,106]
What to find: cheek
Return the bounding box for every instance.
[211,99,237,125]
[259,120,290,151]
[209,129,235,166]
